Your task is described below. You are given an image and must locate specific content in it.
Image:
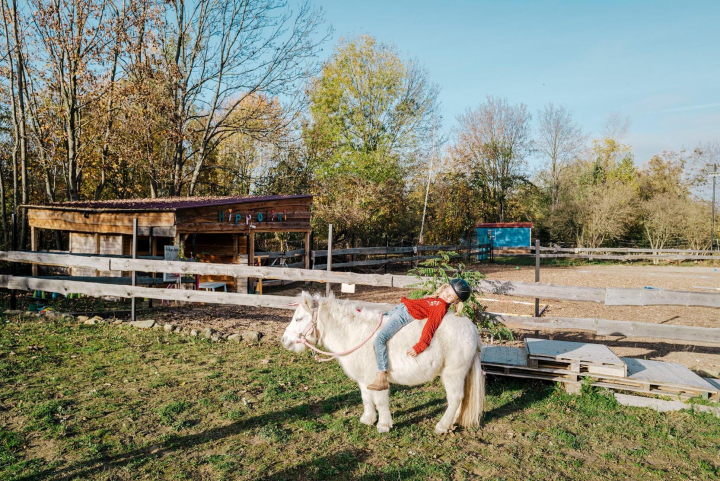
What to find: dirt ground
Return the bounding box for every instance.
[148,263,720,379]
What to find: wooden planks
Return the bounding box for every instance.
[4,276,395,314]
[481,339,718,401]
[481,345,528,367]
[525,338,626,377]
[7,250,720,311]
[621,358,718,398]
[109,257,394,286]
[488,313,720,345]
[27,209,176,236]
[606,287,720,308]
[176,198,312,234]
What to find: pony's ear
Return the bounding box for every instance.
[299,291,314,311]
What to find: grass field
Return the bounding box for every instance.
[2,316,720,480]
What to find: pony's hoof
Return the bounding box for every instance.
[377,423,391,433]
[360,414,377,426]
[434,423,451,434]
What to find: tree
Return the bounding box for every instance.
[684,200,711,251]
[30,0,124,201]
[549,135,638,247]
[305,35,440,244]
[207,94,288,196]
[0,0,29,245]
[536,103,585,210]
[160,0,328,196]
[452,96,532,222]
[638,151,688,200]
[553,181,634,248]
[641,193,686,258]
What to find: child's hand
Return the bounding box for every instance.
[406,348,418,357]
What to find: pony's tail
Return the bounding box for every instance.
[458,350,485,428]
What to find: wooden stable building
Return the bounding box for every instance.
[24,195,313,292]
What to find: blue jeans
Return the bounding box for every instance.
[374,303,415,371]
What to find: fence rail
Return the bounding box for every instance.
[4,250,720,309]
[489,313,720,344]
[492,245,720,262]
[2,273,720,345]
[311,243,492,270]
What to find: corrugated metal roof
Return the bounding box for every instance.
[476,222,533,228]
[24,194,313,212]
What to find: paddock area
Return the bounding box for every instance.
[2,316,719,480]
[3,253,720,479]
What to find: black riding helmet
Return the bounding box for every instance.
[449,278,472,302]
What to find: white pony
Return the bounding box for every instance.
[281,292,484,434]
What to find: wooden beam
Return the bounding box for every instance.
[499,252,720,261]
[1,251,111,270]
[304,231,311,270]
[4,276,394,313]
[27,209,176,236]
[252,249,306,259]
[606,287,720,308]
[311,244,483,258]
[488,313,720,344]
[248,231,255,266]
[109,257,393,286]
[30,227,38,276]
[7,250,720,309]
[313,250,485,270]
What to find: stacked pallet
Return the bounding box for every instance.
[482,338,718,401]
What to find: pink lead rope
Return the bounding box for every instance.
[296,308,385,362]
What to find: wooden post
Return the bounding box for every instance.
[384,236,389,274]
[148,227,154,308]
[248,231,255,293]
[30,226,38,276]
[10,214,16,310]
[535,238,540,317]
[94,232,101,276]
[326,224,333,296]
[304,231,311,270]
[131,219,138,321]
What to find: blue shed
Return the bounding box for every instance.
[476,222,533,248]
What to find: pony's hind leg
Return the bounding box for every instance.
[436,368,465,434]
[371,389,393,433]
[358,383,377,426]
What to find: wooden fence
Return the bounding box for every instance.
[4,250,720,345]
[495,245,720,262]
[5,250,720,307]
[311,243,492,270]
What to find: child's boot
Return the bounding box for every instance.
[367,371,389,391]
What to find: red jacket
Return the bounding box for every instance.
[401,296,450,354]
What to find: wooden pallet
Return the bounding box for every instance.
[482,345,580,381]
[525,338,627,377]
[481,345,719,400]
[611,358,718,400]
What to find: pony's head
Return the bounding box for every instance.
[281,291,320,353]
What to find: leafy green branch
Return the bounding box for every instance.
[407,251,513,340]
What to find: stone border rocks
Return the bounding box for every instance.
[3,309,264,345]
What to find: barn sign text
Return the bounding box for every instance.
[218,209,286,225]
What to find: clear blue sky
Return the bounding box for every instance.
[310,0,720,167]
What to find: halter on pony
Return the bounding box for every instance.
[290,299,384,362]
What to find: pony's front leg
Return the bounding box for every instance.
[358,383,377,426]
[436,368,465,434]
[371,389,393,433]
